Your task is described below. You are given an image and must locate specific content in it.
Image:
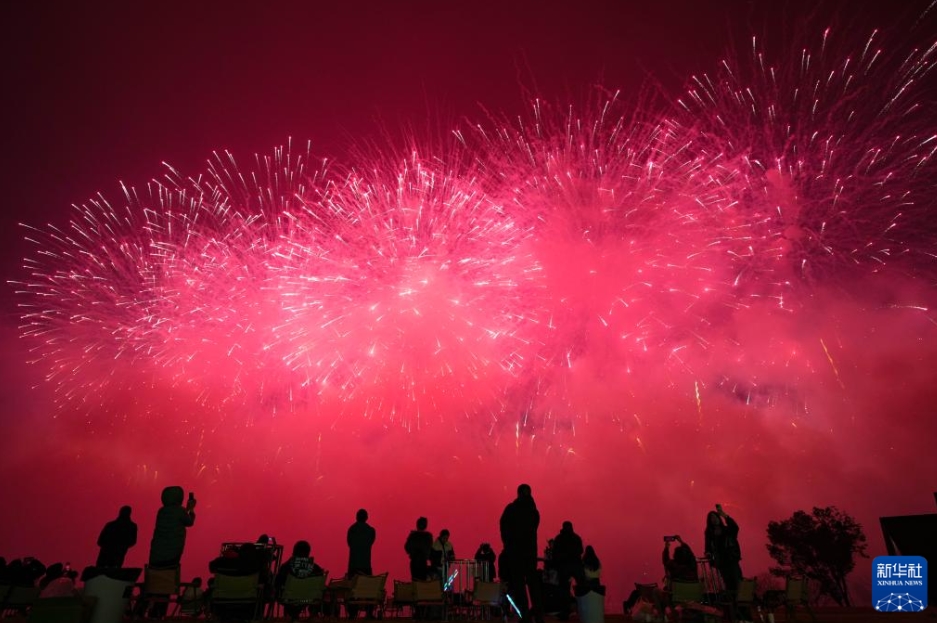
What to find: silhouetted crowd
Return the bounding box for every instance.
[1,485,745,623]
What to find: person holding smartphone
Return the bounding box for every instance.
[148,486,197,568]
[704,504,742,595]
[662,535,698,588]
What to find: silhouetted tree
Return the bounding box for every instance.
[766,506,868,606]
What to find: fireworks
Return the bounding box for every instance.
[669,28,937,289]
[14,27,937,438]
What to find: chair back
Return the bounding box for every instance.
[736,578,756,603]
[413,579,444,603]
[26,596,93,623]
[282,573,327,603]
[350,573,387,601]
[5,585,42,609]
[472,580,502,606]
[670,580,703,603]
[393,580,416,604]
[785,577,808,603]
[178,586,205,615]
[213,573,260,600]
[329,577,352,590]
[635,583,657,601]
[143,565,180,595]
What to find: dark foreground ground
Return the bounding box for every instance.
[4,607,936,622]
[123,608,937,622]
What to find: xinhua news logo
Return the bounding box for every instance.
[872,556,928,612]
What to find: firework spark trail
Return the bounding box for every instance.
[14,146,547,430]
[265,153,544,428]
[670,29,937,293]
[16,149,319,411]
[465,93,791,429]
[11,27,937,438]
[470,97,735,336]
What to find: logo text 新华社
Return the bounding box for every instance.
[876,562,925,586]
[872,556,928,612]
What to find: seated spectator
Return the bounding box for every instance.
[276,541,325,620]
[474,543,496,581]
[11,557,47,586]
[205,576,216,599]
[209,545,265,622]
[276,540,325,589]
[625,536,699,617]
[581,546,602,590]
[2,559,21,585]
[39,564,80,598]
[209,543,264,576]
[39,562,62,590]
[179,577,205,617]
[663,535,698,587]
[253,535,275,571]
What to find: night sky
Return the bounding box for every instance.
[2,1,936,608]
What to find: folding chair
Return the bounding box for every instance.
[133,565,183,619]
[628,583,661,619]
[670,580,722,622]
[413,579,446,621]
[324,576,352,618]
[471,580,503,619]
[27,595,95,623]
[718,577,757,622]
[3,586,42,617]
[177,584,206,618]
[346,573,387,619]
[764,576,815,622]
[210,572,263,622]
[387,580,416,618]
[280,572,328,620]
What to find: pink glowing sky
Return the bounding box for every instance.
[2,1,937,610]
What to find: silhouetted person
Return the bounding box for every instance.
[474,543,496,582]
[179,576,205,617]
[347,509,376,618]
[208,543,265,622]
[621,535,699,616]
[662,535,698,587]
[149,486,196,568]
[704,504,742,595]
[6,558,46,586]
[39,562,65,590]
[96,505,138,568]
[210,543,264,576]
[581,546,602,590]
[39,563,79,598]
[276,540,325,620]
[347,508,376,577]
[431,529,455,580]
[405,516,433,580]
[552,521,584,620]
[251,533,277,598]
[500,483,542,623]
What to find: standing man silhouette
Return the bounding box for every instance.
[96,505,138,568]
[348,508,376,577]
[347,508,377,618]
[500,484,543,623]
